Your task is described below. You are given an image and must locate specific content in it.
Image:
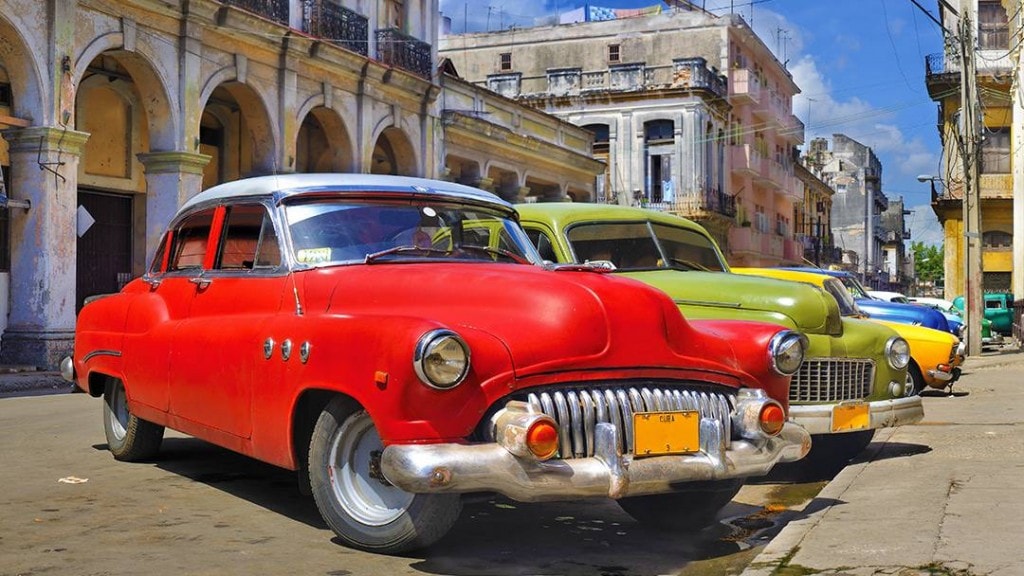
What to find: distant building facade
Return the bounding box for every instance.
[807,135,895,289]
[880,197,913,294]
[438,4,805,265]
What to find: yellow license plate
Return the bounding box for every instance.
[831,403,870,432]
[633,410,700,457]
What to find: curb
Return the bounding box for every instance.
[740,427,898,575]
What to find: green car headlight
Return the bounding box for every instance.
[885,336,911,370]
[414,329,470,389]
[769,330,807,376]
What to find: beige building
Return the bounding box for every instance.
[438,4,805,265]
[0,0,600,369]
[793,159,839,267]
[924,0,1015,298]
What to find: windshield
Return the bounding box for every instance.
[284,198,541,266]
[564,221,726,272]
[838,275,871,299]
[822,278,861,317]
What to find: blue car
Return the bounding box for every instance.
[782,268,956,336]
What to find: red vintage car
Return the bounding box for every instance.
[64,174,810,553]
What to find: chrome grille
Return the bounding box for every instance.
[523,386,735,459]
[791,358,874,402]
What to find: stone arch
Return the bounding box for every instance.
[72,33,177,151]
[296,105,355,173]
[0,15,48,122]
[523,173,564,203]
[370,126,417,176]
[199,81,277,185]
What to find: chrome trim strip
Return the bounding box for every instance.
[82,349,122,363]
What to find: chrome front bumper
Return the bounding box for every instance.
[380,419,811,502]
[788,395,924,435]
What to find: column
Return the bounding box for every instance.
[0,126,89,369]
[137,152,211,261]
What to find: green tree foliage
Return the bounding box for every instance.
[912,241,944,283]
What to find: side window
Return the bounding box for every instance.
[254,210,282,269]
[149,232,171,274]
[169,209,215,271]
[216,204,268,270]
[525,228,558,262]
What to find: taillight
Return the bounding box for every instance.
[758,403,786,437]
[526,420,559,460]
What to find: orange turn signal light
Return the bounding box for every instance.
[758,403,786,437]
[526,420,559,460]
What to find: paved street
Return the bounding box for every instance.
[0,387,819,576]
[1,346,1020,576]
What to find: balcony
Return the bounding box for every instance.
[730,144,763,176]
[220,0,289,25]
[303,1,368,56]
[730,68,761,103]
[671,58,727,99]
[924,52,959,100]
[780,114,804,144]
[376,28,432,80]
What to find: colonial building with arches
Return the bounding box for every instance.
[0,0,601,369]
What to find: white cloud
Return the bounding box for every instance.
[905,204,945,247]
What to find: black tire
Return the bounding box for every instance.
[103,378,164,461]
[906,361,927,397]
[308,397,462,553]
[617,479,743,532]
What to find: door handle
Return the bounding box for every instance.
[189,277,212,289]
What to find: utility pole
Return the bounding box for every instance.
[958,0,984,356]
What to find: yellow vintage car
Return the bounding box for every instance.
[734,268,965,396]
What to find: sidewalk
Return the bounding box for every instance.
[742,343,1024,576]
[0,365,72,398]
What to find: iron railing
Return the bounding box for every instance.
[376,28,432,79]
[303,0,368,56]
[220,0,289,26]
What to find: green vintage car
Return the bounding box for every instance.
[517,202,921,464]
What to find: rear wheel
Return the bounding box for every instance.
[617,479,743,532]
[103,378,164,461]
[308,398,461,553]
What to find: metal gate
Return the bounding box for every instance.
[76,190,132,312]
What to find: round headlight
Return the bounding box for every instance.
[414,329,470,389]
[885,336,911,370]
[769,330,806,376]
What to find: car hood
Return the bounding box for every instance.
[856,299,951,332]
[303,263,747,384]
[619,269,839,335]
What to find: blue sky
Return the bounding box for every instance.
[439,0,949,246]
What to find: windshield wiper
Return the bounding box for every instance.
[665,258,711,272]
[364,245,452,263]
[457,245,530,264]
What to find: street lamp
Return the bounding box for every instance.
[917,174,942,203]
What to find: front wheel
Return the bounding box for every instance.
[617,479,743,532]
[906,361,926,397]
[103,378,164,461]
[308,398,461,553]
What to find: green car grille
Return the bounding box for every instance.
[791,358,875,403]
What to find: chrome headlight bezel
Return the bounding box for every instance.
[413,329,471,389]
[768,330,807,376]
[885,336,911,370]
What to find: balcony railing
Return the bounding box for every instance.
[220,0,289,26]
[642,189,736,219]
[376,28,432,79]
[303,1,368,56]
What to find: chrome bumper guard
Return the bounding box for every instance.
[789,394,924,436]
[381,393,811,502]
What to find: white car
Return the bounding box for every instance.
[907,296,957,312]
[868,290,910,304]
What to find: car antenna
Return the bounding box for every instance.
[292,279,304,316]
